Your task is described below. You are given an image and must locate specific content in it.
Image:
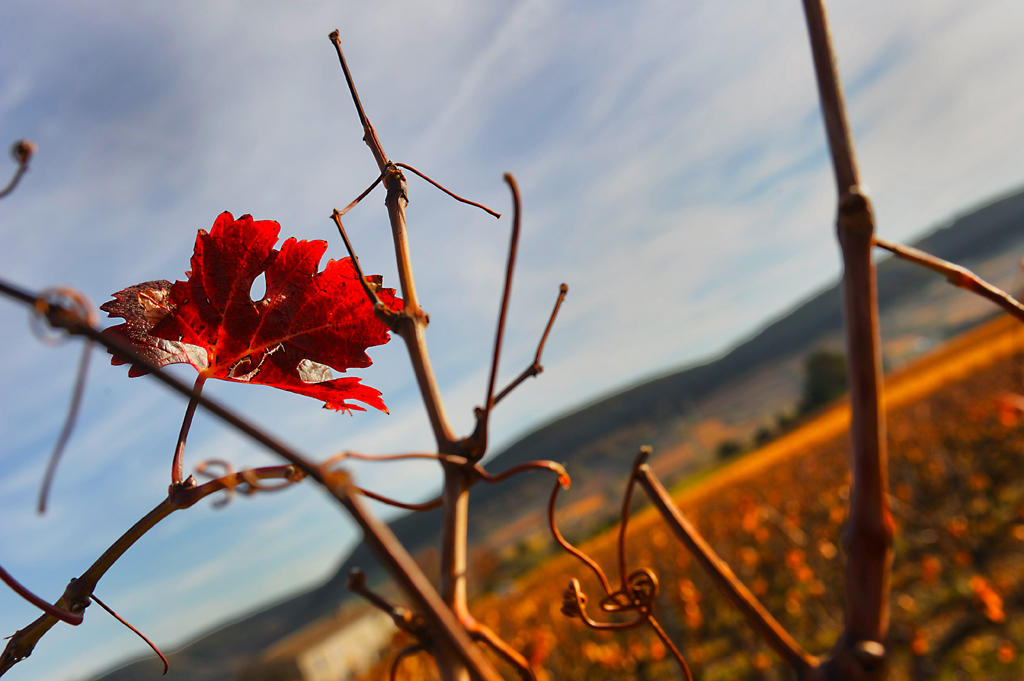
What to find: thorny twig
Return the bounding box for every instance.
[873,237,1024,324]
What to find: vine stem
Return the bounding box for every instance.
[803,0,893,675]
[172,373,207,486]
[330,30,482,681]
[634,464,817,674]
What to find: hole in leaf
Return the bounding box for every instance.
[250,273,266,303]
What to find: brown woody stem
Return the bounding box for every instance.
[354,486,444,512]
[465,617,536,681]
[803,0,894,670]
[635,464,818,674]
[874,237,1024,323]
[329,32,502,681]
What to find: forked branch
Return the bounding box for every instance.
[494,283,568,406]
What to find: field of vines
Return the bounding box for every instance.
[358,316,1024,681]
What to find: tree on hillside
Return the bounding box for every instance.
[799,349,848,416]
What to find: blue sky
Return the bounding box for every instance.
[2,1,1024,679]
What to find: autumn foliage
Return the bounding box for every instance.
[102,212,401,413]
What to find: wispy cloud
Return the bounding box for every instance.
[3,1,1024,679]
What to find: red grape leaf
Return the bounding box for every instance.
[101,212,401,413]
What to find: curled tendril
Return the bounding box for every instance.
[240,467,303,492]
[551,448,693,679]
[31,287,98,346]
[195,460,237,508]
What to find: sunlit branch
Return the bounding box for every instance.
[1,463,307,673]
[0,140,35,200]
[172,374,207,487]
[393,163,501,219]
[38,340,92,514]
[803,0,892,664]
[874,236,1024,323]
[634,463,818,673]
[328,32,387,172]
[493,283,568,407]
[89,593,168,675]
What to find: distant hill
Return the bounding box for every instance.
[95,187,1024,681]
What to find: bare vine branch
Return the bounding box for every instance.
[634,461,818,673]
[394,163,501,219]
[493,283,568,406]
[874,236,1024,323]
[471,174,522,456]
[803,1,893,673]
